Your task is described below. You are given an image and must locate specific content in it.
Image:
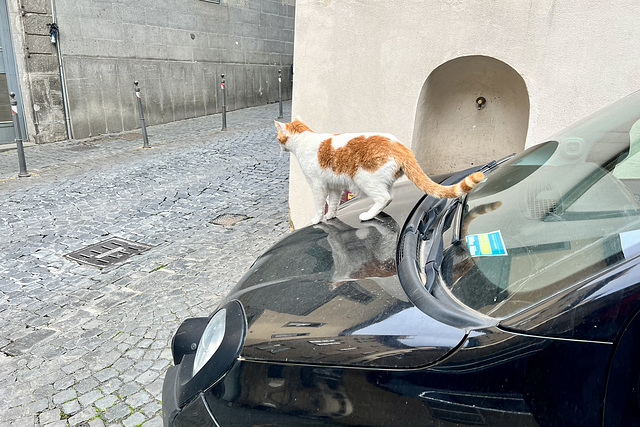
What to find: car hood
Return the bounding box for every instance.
[224,181,468,368]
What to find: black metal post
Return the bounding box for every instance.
[278,69,284,119]
[10,92,29,178]
[134,81,150,148]
[221,74,228,131]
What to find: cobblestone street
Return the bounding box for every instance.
[0,102,292,426]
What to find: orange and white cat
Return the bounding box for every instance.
[275,117,485,224]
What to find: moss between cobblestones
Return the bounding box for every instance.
[94,394,118,411]
[88,413,105,423]
[59,407,71,420]
[149,264,167,273]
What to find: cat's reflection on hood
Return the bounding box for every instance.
[313,215,399,291]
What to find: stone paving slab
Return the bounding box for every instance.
[0,101,292,426]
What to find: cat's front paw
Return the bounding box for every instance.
[359,212,375,221]
[325,211,337,220]
[311,215,324,224]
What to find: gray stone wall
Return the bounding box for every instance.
[19,0,68,143]
[34,0,295,140]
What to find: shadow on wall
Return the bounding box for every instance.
[412,55,530,175]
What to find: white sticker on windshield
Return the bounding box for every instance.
[466,230,508,257]
[620,230,640,259]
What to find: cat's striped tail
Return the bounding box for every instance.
[400,156,485,198]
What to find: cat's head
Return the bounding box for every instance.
[274,116,313,150]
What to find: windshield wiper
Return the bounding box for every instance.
[451,195,466,245]
[483,153,517,173]
[423,198,458,292]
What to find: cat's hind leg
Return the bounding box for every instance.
[359,194,392,221]
[358,184,392,221]
[355,171,394,221]
[326,189,342,220]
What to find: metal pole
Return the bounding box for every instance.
[134,81,150,148]
[10,93,30,177]
[221,74,227,131]
[277,69,283,119]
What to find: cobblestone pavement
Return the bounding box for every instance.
[0,101,292,426]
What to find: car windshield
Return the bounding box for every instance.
[439,91,640,319]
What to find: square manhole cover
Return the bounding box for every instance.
[65,237,152,269]
[210,213,250,226]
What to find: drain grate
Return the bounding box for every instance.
[210,213,250,226]
[65,237,152,269]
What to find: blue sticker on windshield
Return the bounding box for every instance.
[466,231,507,257]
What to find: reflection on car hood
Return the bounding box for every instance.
[224,182,468,368]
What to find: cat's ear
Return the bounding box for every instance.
[274,120,289,135]
[294,115,302,122]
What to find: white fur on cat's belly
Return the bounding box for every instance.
[320,169,353,189]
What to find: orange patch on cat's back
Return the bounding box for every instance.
[333,136,366,176]
[318,134,407,177]
[318,137,334,169]
[358,135,409,172]
[319,136,361,176]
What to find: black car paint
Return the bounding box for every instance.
[163,169,640,426]
[604,308,640,425]
[234,220,468,369]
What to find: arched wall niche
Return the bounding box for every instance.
[412,55,530,174]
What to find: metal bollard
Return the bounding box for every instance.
[277,69,284,119]
[220,74,228,131]
[10,92,30,178]
[134,81,150,148]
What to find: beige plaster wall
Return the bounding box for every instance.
[289,0,640,229]
[413,55,530,174]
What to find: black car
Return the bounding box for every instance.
[162,91,640,427]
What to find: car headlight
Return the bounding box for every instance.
[172,301,246,407]
[193,308,227,377]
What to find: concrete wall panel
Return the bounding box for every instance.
[21,0,49,14]
[100,61,122,134]
[116,60,138,132]
[32,0,296,139]
[65,67,89,138]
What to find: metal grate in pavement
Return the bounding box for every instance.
[65,237,152,269]
[210,213,250,226]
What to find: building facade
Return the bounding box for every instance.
[289,0,640,228]
[1,0,294,144]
